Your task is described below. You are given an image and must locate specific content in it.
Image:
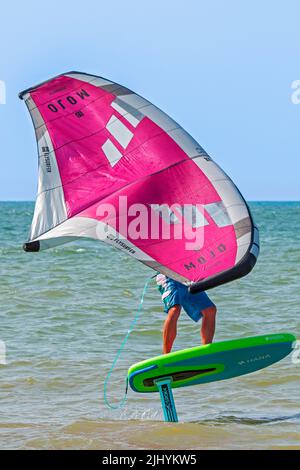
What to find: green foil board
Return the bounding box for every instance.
[128,333,296,393]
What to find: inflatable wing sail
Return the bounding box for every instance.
[19,71,259,292]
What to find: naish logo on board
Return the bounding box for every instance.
[47,89,90,113]
[238,354,271,365]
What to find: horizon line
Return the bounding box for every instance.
[0,199,299,203]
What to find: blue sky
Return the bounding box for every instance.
[0,0,299,200]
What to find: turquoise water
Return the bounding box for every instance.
[0,201,299,449]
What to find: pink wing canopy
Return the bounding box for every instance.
[20,71,259,292]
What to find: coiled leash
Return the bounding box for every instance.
[103,276,153,410]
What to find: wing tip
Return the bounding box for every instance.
[23,241,40,252]
[189,251,258,294]
[18,71,83,100]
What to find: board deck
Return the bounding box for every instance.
[128,333,296,393]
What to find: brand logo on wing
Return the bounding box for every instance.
[101,98,144,168]
[47,89,90,112]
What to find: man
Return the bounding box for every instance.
[156,274,217,354]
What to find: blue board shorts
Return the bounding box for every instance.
[156,275,215,323]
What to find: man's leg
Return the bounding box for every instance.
[201,306,217,344]
[163,305,181,354]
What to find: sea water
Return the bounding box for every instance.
[0,201,299,449]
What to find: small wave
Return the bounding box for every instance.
[192,413,300,426]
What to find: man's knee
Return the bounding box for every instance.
[167,305,181,319]
[201,305,217,318]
